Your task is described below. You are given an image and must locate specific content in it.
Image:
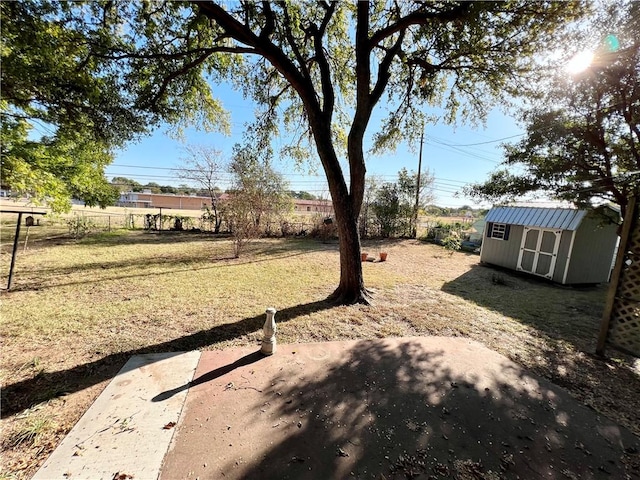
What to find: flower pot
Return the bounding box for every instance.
[361,252,369,262]
[379,252,388,262]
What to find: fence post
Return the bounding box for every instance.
[597,196,637,355]
[7,213,23,291]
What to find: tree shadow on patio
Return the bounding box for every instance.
[160,338,640,479]
[441,263,640,438]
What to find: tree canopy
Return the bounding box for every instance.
[465,2,639,218]
[2,1,586,303]
[1,1,228,211]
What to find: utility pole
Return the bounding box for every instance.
[412,126,424,238]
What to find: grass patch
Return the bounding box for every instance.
[0,227,638,478]
[5,415,56,449]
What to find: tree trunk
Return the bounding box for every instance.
[327,186,371,305]
[306,122,369,304]
[210,197,222,234]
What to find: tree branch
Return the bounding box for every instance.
[280,2,311,80]
[260,1,275,39]
[354,1,371,116]
[370,30,405,107]
[97,46,255,61]
[149,51,213,107]
[194,1,316,110]
[369,3,471,46]
[309,2,336,115]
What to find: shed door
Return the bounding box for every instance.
[517,228,561,279]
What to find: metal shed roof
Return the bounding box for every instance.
[485,206,587,230]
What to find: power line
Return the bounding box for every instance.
[424,137,502,164]
[109,163,476,181]
[108,174,471,193]
[444,133,525,147]
[110,163,328,178]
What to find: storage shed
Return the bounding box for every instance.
[480,205,619,284]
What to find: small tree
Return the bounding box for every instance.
[397,167,435,237]
[371,168,434,238]
[178,145,226,233]
[372,183,400,238]
[226,143,290,257]
[226,196,261,258]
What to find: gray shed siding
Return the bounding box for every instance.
[564,215,618,284]
[480,225,524,269]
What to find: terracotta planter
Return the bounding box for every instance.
[361,252,368,262]
[379,252,388,262]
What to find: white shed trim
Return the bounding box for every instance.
[517,227,562,279]
[562,230,577,284]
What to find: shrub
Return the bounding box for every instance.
[441,231,461,254]
[309,217,337,242]
[66,215,95,238]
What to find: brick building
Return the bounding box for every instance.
[117,191,333,215]
[117,192,213,210]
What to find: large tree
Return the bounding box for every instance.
[465,2,639,218]
[2,1,584,303]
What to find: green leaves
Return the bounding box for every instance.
[1,0,236,211]
[0,115,118,212]
[226,142,291,256]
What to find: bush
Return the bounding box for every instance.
[309,217,337,242]
[441,231,461,254]
[66,215,95,238]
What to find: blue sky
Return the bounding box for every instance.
[107,84,524,209]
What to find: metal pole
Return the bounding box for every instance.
[23,226,30,253]
[413,126,424,238]
[7,213,23,290]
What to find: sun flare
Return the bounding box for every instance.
[566,50,594,74]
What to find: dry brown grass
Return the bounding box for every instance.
[1,228,638,479]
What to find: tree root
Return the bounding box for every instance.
[327,286,374,306]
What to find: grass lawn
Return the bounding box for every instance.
[1,227,639,478]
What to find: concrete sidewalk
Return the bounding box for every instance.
[34,338,640,479]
